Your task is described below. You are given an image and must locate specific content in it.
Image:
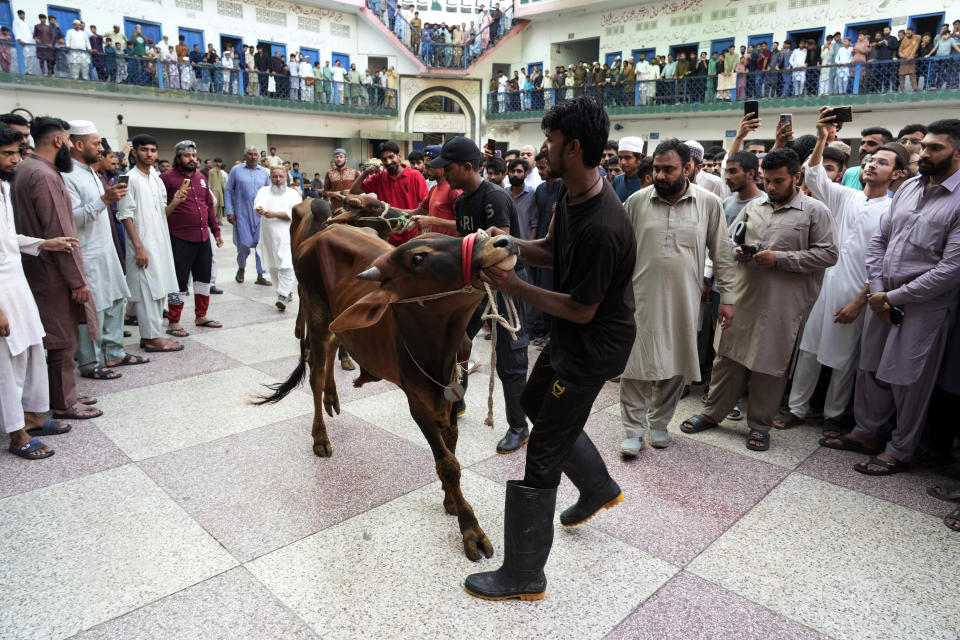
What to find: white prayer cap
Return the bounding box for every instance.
[618,136,645,155]
[684,140,704,162]
[67,120,98,136]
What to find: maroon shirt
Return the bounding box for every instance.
[160,168,221,243]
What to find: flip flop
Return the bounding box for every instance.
[9,438,54,460]
[166,327,190,337]
[254,277,273,286]
[78,396,97,406]
[945,507,960,532]
[927,485,960,502]
[26,419,72,437]
[195,319,223,328]
[681,415,718,434]
[80,366,122,380]
[52,407,103,420]
[818,435,880,455]
[141,341,185,353]
[746,429,770,451]
[774,411,804,429]
[107,353,150,367]
[854,456,909,476]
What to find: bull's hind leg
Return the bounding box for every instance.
[307,325,333,457]
[410,399,493,562]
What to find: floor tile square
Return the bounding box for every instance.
[799,446,955,517]
[247,470,677,639]
[77,340,241,397]
[473,411,789,564]
[688,474,960,640]
[94,366,314,460]
[0,424,129,500]
[0,465,237,640]
[609,571,829,640]
[73,567,317,640]
[190,318,299,364]
[140,413,437,561]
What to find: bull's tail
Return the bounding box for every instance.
[255,337,308,405]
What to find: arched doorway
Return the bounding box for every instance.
[403,87,477,150]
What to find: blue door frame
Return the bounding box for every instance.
[527,61,542,76]
[631,48,655,62]
[604,51,622,66]
[844,20,889,43]
[787,27,825,47]
[219,34,244,94]
[300,47,319,68]
[0,1,11,31]
[258,40,286,59]
[47,5,81,31]
[331,51,349,103]
[669,42,698,58]
[710,38,735,57]
[747,33,773,49]
[907,12,944,35]
[178,27,204,53]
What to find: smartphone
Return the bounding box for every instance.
[744,100,759,118]
[827,106,853,123]
[486,138,496,152]
[890,305,904,326]
[779,113,793,127]
[117,175,129,186]
[180,178,191,190]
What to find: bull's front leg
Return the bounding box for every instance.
[322,335,342,417]
[307,328,333,457]
[410,400,493,562]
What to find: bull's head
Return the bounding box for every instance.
[329,232,519,332]
[326,191,406,241]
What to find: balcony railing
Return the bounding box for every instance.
[487,57,960,118]
[0,43,398,116]
[365,0,515,69]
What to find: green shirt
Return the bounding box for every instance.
[132,33,146,56]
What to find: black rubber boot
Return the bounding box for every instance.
[496,380,529,454]
[559,431,623,527]
[464,480,557,600]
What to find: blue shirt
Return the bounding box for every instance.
[534,179,562,240]
[612,172,644,203]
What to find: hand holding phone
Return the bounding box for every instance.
[117,175,130,186]
[744,100,759,118]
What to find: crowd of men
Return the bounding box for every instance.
[0,113,310,461]
[367,1,511,69]
[489,20,960,112]
[3,10,399,108]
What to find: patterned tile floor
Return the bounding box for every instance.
[2,242,959,640]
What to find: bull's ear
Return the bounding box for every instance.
[329,288,399,332]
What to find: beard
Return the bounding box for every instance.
[385,162,400,175]
[508,176,524,187]
[919,155,952,177]
[654,175,685,198]
[55,144,73,172]
[269,183,285,195]
[0,169,15,182]
[334,159,345,168]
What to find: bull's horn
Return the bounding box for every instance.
[357,266,381,281]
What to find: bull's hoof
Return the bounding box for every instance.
[313,441,333,457]
[463,527,495,561]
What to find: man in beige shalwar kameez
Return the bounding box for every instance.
[682,148,837,452]
[619,139,737,456]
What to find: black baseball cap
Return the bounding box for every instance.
[428,136,481,168]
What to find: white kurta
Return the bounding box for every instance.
[0,181,45,357]
[62,159,130,311]
[799,162,889,368]
[622,183,736,382]
[696,170,728,199]
[116,167,178,302]
[253,185,301,271]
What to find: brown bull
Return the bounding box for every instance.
[258,193,518,561]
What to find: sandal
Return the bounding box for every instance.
[927,485,960,502]
[78,396,97,406]
[945,507,960,532]
[53,406,103,420]
[26,419,72,437]
[8,438,54,460]
[727,407,744,421]
[746,429,770,451]
[166,327,190,337]
[818,435,880,455]
[80,366,122,380]
[141,340,185,353]
[854,455,909,476]
[254,276,273,286]
[195,318,223,328]
[106,353,150,367]
[774,411,804,429]
[680,415,718,434]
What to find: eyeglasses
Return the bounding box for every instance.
[899,137,923,146]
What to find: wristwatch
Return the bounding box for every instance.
[882,292,891,310]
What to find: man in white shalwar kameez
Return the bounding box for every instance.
[254,166,301,311]
[62,121,138,379]
[1,129,80,459]
[776,108,905,434]
[619,139,737,456]
[117,134,182,353]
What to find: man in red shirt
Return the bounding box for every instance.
[406,156,461,237]
[159,141,224,336]
[349,140,427,210]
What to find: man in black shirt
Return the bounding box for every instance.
[432,137,531,455]
[463,97,637,601]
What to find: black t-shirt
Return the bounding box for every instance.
[550,179,636,385]
[454,179,520,238]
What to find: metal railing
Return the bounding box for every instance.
[365,0,514,69]
[487,56,960,114]
[0,43,398,113]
